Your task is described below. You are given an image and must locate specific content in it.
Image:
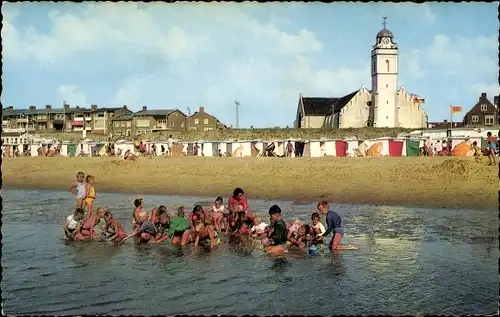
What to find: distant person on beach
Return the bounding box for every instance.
[69,172,86,209]
[263,205,289,256]
[286,140,294,157]
[471,141,483,163]
[193,142,200,156]
[167,135,174,157]
[433,140,442,156]
[84,175,97,216]
[63,208,85,240]
[317,200,344,251]
[486,132,497,165]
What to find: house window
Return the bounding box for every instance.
[204,119,209,125]
[194,119,199,125]
[181,122,184,128]
[485,115,495,125]
[204,127,214,131]
[126,122,131,127]
[114,122,119,127]
[385,60,389,72]
[471,115,479,123]
[481,104,488,111]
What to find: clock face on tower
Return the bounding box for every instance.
[383,38,389,44]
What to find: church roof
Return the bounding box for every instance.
[376,28,393,38]
[301,90,360,116]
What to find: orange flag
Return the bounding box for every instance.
[450,105,462,113]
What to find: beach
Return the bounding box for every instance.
[3,156,497,210]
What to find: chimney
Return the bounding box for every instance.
[76,106,80,110]
[494,96,499,106]
[45,105,52,110]
[29,105,36,111]
[443,120,447,123]
[142,106,147,111]
[64,104,70,110]
[480,92,487,100]
[91,104,98,111]
[199,106,204,113]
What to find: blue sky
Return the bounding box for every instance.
[2,2,498,128]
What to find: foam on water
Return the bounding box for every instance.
[1,188,498,315]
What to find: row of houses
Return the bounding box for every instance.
[1,104,225,137]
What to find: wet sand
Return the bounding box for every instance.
[3,156,497,210]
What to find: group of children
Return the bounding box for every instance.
[64,174,345,256]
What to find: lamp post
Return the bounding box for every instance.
[235,101,240,129]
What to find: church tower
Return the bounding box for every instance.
[371,17,398,128]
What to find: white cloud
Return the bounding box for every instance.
[111,77,145,111]
[423,4,437,24]
[469,83,500,101]
[57,85,87,106]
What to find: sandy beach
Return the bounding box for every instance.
[3,156,497,210]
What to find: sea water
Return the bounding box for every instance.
[1,189,498,315]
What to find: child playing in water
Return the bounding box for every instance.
[249,215,269,238]
[154,206,170,243]
[287,218,302,240]
[287,224,311,248]
[132,198,144,230]
[169,206,192,246]
[75,207,106,241]
[193,222,220,250]
[310,212,326,252]
[226,210,241,235]
[103,211,128,242]
[263,205,289,256]
[69,172,86,209]
[189,205,206,229]
[123,211,157,244]
[84,175,97,216]
[471,141,483,163]
[317,200,344,251]
[63,208,85,240]
[212,196,225,231]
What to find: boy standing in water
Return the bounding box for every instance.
[263,205,289,255]
[69,172,86,208]
[317,200,344,251]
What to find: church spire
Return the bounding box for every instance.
[382,17,387,29]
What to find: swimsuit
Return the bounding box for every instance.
[85,186,95,205]
[75,182,86,200]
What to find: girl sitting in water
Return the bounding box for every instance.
[211,196,225,232]
[63,208,85,240]
[168,206,192,246]
[84,175,97,217]
[310,212,326,250]
[249,215,269,239]
[193,222,220,250]
[287,224,311,248]
[226,210,241,235]
[103,211,128,242]
[75,207,106,241]
[154,207,170,243]
[189,205,206,229]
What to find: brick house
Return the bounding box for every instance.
[187,106,225,131]
[90,105,133,134]
[111,113,134,137]
[463,93,497,127]
[132,106,187,135]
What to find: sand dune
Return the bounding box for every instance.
[3,156,497,210]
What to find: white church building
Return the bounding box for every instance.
[295,19,428,129]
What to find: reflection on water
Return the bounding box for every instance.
[1,189,498,315]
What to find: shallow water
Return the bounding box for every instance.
[1,189,498,315]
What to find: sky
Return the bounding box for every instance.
[2,2,499,128]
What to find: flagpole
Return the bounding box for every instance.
[450,105,453,139]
